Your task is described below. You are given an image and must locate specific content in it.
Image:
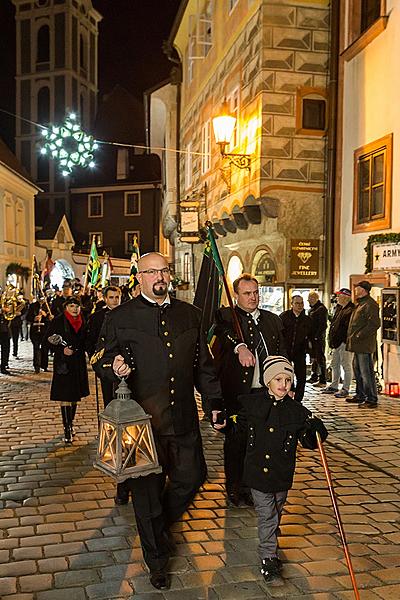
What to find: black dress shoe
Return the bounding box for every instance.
[358,401,378,408]
[149,569,170,590]
[227,492,241,507]
[345,395,363,404]
[1,368,11,375]
[240,491,254,507]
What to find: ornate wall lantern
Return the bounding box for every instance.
[212,101,251,170]
[94,379,162,482]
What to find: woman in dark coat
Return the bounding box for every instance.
[47,297,89,443]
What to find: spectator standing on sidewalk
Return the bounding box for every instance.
[307,291,328,387]
[280,296,312,402]
[322,288,355,398]
[237,355,328,583]
[346,281,380,408]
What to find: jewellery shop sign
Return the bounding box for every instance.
[372,243,400,271]
[290,239,320,279]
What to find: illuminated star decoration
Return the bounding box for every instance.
[40,113,98,177]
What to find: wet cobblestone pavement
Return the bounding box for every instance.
[1,341,400,599]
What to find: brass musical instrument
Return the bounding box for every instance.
[0,285,26,321]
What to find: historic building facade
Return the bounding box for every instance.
[161,0,332,310]
[12,0,101,226]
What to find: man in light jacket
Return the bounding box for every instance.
[345,281,380,408]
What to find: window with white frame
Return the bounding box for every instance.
[201,120,211,174]
[227,87,239,150]
[185,142,193,189]
[124,191,141,216]
[125,231,140,254]
[188,35,195,83]
[89,232,103,246]
[88,193,103,217]
[200,0,213,57]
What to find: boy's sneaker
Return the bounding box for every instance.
[260,557,280,582]
[334,389,349,398]
[321,386,338,394]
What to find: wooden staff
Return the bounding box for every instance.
[316,432,360,600]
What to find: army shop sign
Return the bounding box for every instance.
[290,239,320,279]
[372,243,400,271]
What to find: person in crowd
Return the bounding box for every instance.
[92,252,224,591]
[322,288,355,397]
[279,296,312,402]
[73,282,93,319]
[307,291,328,387]
[213,273,287,507]
[92,288,106,313]
[26,298,52,373]
[237,355,328,583]
[47,297,89,443]
[20,294,30,341]
[345,281,380,408]
[51,281,74,316]
[9,291,27,359]
[0,303,11,375]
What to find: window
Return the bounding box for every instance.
[88,193,103,217]
[37,25,50,64]
[227,87,239,149]
[37,155,49,184]
[124,191,141,216]
[125,231,140,254]
[37,86,50,124]
[89,232,103,246]
[353,134,392,233]
[343,1,387,61]
[187,36,195,83]
[185,142,193,190]
[201,120,211,174]
[361,0,381,34]
[199,1,212,57]
[80,33,87,72]
[296,88,327,136]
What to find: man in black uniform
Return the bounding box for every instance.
[280,295,312,402]
[51,281,73,316]
[213,273,287,507]
[0,305,11,375]
[93,252,224,590]
[26,299,52,373]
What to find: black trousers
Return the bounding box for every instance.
[311,338,327,383]
[11,323,20,356]
[125,429,207,572]
[100,377,114,408]
[31,339,41,371]
[0,334,10,369]
[224,421,247,496]
[292,353,306,402]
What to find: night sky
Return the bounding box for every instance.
[0,0,180,151]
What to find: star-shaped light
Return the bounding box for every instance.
[40,113,98,177]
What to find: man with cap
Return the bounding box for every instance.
[321,288,355,398]
[51,280,74,317]
[346,281,380,407]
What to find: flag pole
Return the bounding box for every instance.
[316,432,360,600]
[205,221,244,343]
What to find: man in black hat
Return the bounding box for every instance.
[345,281,380,407]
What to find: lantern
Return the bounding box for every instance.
[212,101,237,153]
[94,379,162,482]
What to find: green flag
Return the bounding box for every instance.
[128,235,140,289]
[86,236,101,287]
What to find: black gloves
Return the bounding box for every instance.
[300,416,328,449]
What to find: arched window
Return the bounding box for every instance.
[16,201,26,245]
[37,25,50,64]
[37,86,50,124]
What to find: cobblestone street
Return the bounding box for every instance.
[1,341,400,599]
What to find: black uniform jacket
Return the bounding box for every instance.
[47,313,89,402]
[328,302,355,349]
[279,309,312,360]
[92,295,223,435]
[238,391,328,493]
[86,306,110,358]
[213,306,287,415]
[309,300,328,340]
[26,302,50,342]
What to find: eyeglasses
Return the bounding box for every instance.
[138,268,171,277]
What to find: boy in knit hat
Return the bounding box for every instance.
[238,355,328,582]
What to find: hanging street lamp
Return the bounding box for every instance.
[94,379,162,482]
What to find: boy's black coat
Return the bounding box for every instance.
[238,391,327,493]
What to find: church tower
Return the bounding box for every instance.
[13,0,102,225]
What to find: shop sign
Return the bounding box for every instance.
[180,202,201,243]
[290,239,319,279]
[372,243,400,271]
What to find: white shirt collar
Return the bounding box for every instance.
[141,292,171,306]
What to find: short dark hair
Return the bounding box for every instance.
[233,273,258,294]
[103,285,121,297]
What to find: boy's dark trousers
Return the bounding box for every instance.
[224,424,247,498]
[251,488,288,559]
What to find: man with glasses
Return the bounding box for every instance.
[93,252,224,591]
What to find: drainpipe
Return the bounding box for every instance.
[324,0,340,299]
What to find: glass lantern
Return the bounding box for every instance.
[94,379,162,482]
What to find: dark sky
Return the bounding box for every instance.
[0,0,180,150]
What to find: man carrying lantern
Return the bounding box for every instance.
[93,252,224,591]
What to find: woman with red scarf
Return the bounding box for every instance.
[47,297,89,443]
